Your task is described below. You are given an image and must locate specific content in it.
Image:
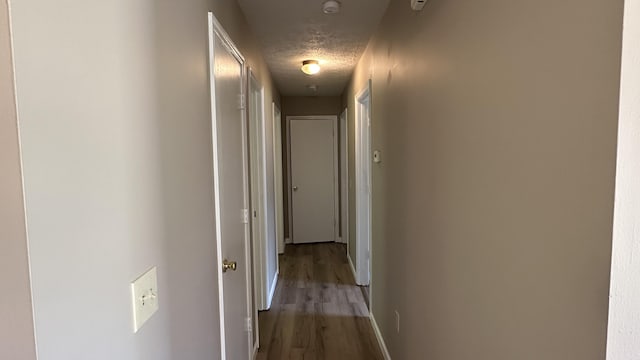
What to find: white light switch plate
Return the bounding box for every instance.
[131,267,158,333]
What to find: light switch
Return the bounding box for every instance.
[131,267,159,333]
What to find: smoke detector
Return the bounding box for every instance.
[323,0,341,14]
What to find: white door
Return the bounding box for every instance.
[289,117,338,244]
[208,14,252,360]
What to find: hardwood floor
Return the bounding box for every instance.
[256,243,384,360]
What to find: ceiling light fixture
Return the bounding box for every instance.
[301,60,321,75]
[322,0,341,14]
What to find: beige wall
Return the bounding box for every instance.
[282,96,342,117]
[344,0,624,358]
[9,0,277,359]
[0,1,36,359]
[281,96,342,240]
[607,0,640,358]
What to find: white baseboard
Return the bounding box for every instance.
[348,253,358,284]
[370,313,392,360]
[266,269,278,309]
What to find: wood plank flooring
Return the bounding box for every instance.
[256,243,384,360]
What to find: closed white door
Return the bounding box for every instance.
[289,117,337,244]
[208,14,251,360]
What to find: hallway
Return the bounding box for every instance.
[257,243,383,360]
[3,0,633,359]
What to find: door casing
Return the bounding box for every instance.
[355,83,372,287]
[272,103,285,255]
[340,108,349,246]
[247,69,272,313]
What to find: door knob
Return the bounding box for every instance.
[222,259,237,273]
[293,186,298,191]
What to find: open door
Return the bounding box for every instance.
[208,13,253,360]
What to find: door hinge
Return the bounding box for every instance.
[242,209,249,224]
[245,317,252,332]
[238,94,246,110]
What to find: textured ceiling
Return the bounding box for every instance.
[237,0,390,96]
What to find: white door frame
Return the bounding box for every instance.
[207,13,253,360]
[247,69,270,312]
[272,103,285,255]
[355,82,372,286]
[286,115,340,244]
[340,109,349,245]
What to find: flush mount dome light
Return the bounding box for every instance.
[301,60,321,75]
[322,0,341,14]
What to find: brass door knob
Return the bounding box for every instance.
[222,259,237,273]
[293,186,298,191]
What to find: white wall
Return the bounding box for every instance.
[9,0,277,359]
[0,1,37,358]
[607,1,640,358]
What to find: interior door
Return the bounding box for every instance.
[208,14,251,360]
[290,117,337,244]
